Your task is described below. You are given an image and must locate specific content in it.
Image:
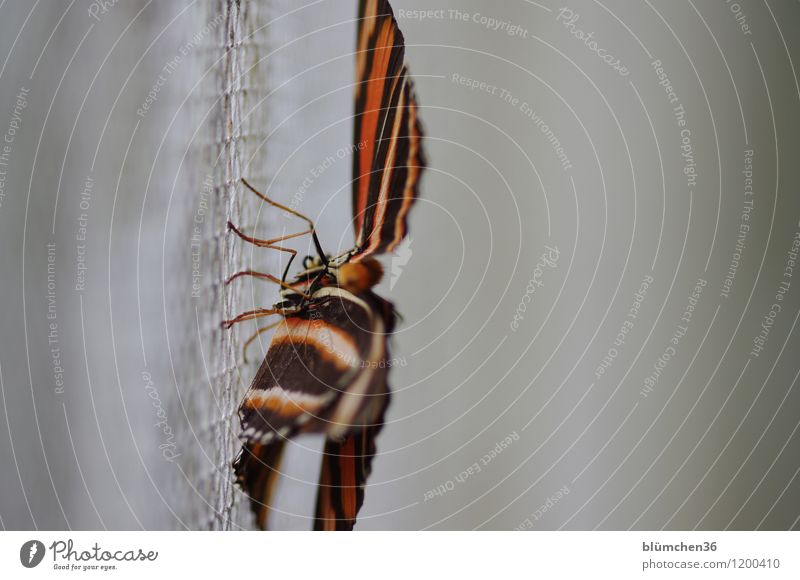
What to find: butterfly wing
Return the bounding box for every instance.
[234,286,395,529]
[352,0,426,259]
[235,0,419,532]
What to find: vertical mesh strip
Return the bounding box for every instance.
[168,0,275,530]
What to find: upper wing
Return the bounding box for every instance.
[234,287,395,529]
[351,0,426,260]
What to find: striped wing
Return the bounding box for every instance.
[234,287,395,529]
[351,0,426,260]
[233,441,285,530]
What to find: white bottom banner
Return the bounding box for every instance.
[1,531,797,579]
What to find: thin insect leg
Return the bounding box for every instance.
[241,319,285,364]
[221,308,282,330]
[241,178,328,265]
[225,269,311,300]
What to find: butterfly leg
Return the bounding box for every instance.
[225,268,311,300]
[233,440,286,530]
[314,417,386,531]
[227,220,312,250]
[227,219,311,280]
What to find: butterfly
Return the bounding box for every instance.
[222,0,425,531]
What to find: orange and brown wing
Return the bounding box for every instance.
[314,417,386,531]
[352,0,426,259]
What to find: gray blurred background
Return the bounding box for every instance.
[1,0,799,530]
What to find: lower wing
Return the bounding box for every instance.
[235,287,396,530]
